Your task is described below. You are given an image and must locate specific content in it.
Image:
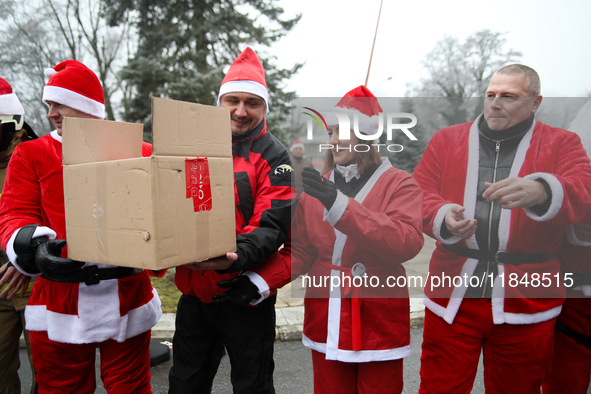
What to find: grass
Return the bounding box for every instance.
[150,269,182,313]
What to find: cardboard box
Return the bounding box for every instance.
[62,97,236,270]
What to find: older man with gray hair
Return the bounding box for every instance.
[413,64,591,393]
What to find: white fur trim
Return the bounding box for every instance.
[423,258,478,324]
[290,142,305,152]
[522,173,564,221]
[491,265,562,325]
[323,158,393,358]
[42,85,105,119]
[302,334,411,362]
[491,265,506,324]
[245,271,270,306]
[324,191,348,226]
[25,288,162,344]
[432,204,463,244]
[564,225,591,246]
[324,107,378,138]
[502,305,562,325]
[0,92,24,115]
[50,130,61,142]
[216,80,269,114]
[462,121,481,249]
[6,226,57,276]
[325,296,342,360]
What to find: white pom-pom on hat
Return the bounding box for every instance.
[44,67,57,79]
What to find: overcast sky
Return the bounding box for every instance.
[268,0,591,98]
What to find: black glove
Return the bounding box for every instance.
[35,239,85,281]
[302,167,338,210]
[212,275,260,306]
[13,224,48,275]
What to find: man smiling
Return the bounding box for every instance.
[169,47,294,394]
[220,92,266,137]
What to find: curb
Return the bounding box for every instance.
[151,300,426,343]
[274,309,425,342]
[20,302,427,346]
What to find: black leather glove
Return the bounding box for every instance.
[302,167,338,210]
[35,239,85,281]
[13,224,48,275]
[213,275,260,306]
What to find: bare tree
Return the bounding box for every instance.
[409,29,522,129]
[0,0,134,134]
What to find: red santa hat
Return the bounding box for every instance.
[216,47,269,114]
[42,60,105,118]
[0,78,25,116]
[325,85,383,135]
[290,140,305,152]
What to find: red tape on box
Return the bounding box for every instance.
[185,158,213,212]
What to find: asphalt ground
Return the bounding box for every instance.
[18,325,488,394]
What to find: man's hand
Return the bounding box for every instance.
[185,252,239,271]
[302,167,338,210]
[574,224,591,243]
[445,206,477,239]
[212,275,260,306]
[0,263,31,300]
[483,177,548,209]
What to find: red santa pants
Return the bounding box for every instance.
[419,298,555,394]
[30,329,152,394]
[543,295,591,394]
[311,349,403,394]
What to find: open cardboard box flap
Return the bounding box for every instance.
[62,97,236,270]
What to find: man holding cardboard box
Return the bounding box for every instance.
[168,48,294,394]
[0,60,162,394]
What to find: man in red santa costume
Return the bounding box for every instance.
[542,227,591,393]
[0,60,162,394]
[413,64,591,393]
[217,86,424,393]
[542,91,591,394]
[168,47,293,394]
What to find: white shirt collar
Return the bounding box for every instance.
[335,163,360,183]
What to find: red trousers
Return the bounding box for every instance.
[543,295,591,394]
[29,330,152,394]
[311,349,403,394]
[419,298,555,394]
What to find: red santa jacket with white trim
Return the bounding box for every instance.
[175,119,293,302]
[250,159,424,362]
[413,118,591,325]
[0,131,161,344]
